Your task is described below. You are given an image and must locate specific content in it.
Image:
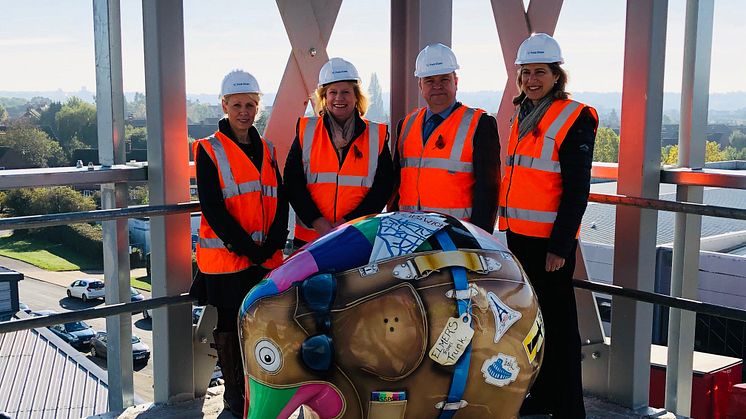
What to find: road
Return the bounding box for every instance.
[10,258,156,402]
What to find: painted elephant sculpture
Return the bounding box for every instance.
[239,212,544,419]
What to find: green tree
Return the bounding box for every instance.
[705,140,726,162]
[593,127,620,162]
[254,110,269,135]
[723,146,746,160]
[3,187,95,217]
[0,121,67,167]
[128,185,149,205]
[0,104,7,123]
[125,125,147,150]
[366,72,386,123]
[661,140,727,165]
[55,97,97,148]
[125,92,147,119]
[38,101,62,133]
[661,144,678,165]
[186,99,221,124]
[728,129,746,150]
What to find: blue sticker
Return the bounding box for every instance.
[481,353,520,387]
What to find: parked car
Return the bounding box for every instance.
[90,331,151,364]
[66,279,105,302]
[143,305,204,325]
[130,287,145,302]
[32,310,97,351]
[192,306,204,324]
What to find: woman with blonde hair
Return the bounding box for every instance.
[285,57,393,248]
[190,70,288,417]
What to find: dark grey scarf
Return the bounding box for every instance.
[517,95,554,139]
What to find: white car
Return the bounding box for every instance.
[66,279,105,302]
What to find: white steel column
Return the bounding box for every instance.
[490,0,563,163]
[610,0,668,409]
[264,0,342,170]
[142,0,194,403]
[666,0,714,415]
[93,0,134,410]
[390,0,452,135]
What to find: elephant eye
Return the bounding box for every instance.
[255,339,282,373]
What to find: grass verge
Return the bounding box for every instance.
[0,236,101,271]
[0,235,150,291]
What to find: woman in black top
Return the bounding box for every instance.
[284,58,392,248]
[190,70,287,417]
[501,34,598,419]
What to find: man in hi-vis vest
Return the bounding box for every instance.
[390,43,500,233]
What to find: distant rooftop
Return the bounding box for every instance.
[583,172,746,249]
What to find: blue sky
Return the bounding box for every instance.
[0,0,744,97]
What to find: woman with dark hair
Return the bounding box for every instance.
[284,57,393,248]
[498,33,598,419]
[190,70,288,417]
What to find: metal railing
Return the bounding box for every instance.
[0,182,744,335]
[0,293,194,334]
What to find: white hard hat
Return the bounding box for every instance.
[414,43,460,78]
[220,70,262,98]
[318,58,361,87]
[515,33,564,65]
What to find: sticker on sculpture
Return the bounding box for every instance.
[487,291,521,343]
[481,353,520,387]
[522,311,545,364]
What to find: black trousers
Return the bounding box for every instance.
[190,265,268,332]
[507,231,586,419]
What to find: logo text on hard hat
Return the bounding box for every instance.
[528,50,545,55]
[234,82,251,86]
[332,70,349,74]
[427,61,444,67]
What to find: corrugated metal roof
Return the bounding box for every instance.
[582,181,746,246]
[0,320,108,418]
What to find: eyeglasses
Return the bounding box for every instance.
[300,273,337,373]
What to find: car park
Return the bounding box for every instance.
[32,310,97,351]
[130,287,145,302]
[90,331,151,364]
[143,305,204,325]
[66,279,105,302]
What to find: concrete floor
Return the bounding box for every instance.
[90,386,678,419]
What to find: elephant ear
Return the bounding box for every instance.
[333,283,427,380]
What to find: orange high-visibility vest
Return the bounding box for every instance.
[193,131,283,274]
[397,105,485,220]
[498,99,598,238]
[293,117,387,243]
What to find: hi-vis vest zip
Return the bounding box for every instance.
[498,99,598,238]
[193,131,283,274]
[294,116,387,243]
[397,105,484,220]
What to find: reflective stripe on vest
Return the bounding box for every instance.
[505,102,581,174]
[400,205,472,219]
[400,157,473,173]
[195,131,282,273]
[295,117,385,243]
[199,230,265,249]
[498,206,557,223]
[499,100,595,238]
[303,119,380,188]
[398,106,481,218]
